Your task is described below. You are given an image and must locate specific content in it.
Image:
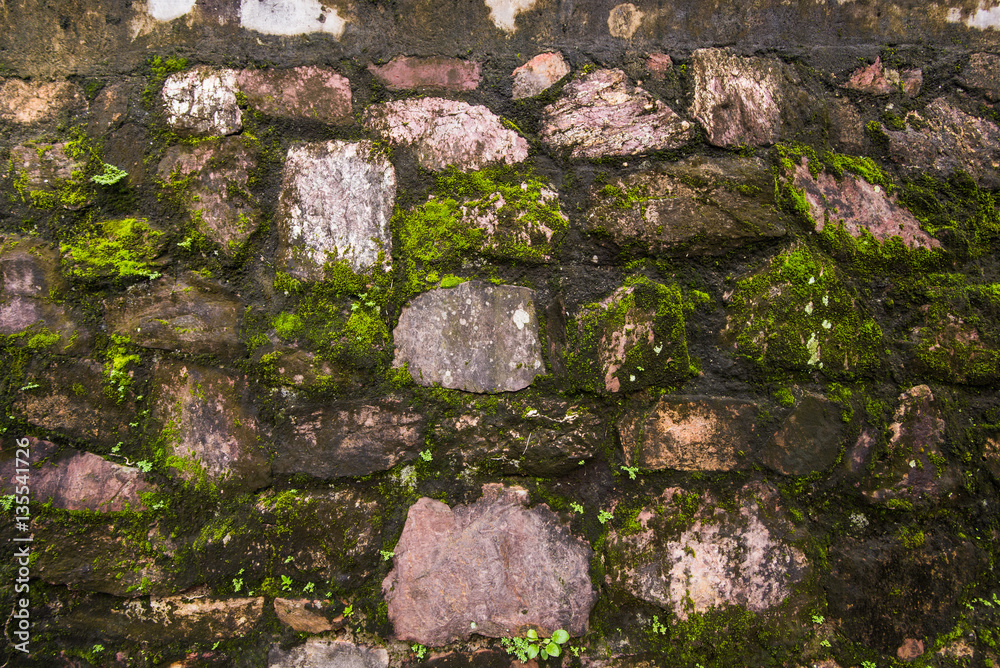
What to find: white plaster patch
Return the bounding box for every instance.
[483,0,537,32]
[512,308,530,330]
[240,0,346,38]
[608,3,643,38]
[946,7,963,22]
[966,3,1000,29]
[148,0,196,21]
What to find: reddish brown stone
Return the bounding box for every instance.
[759,393,845,475]
[10,141,89,209]
[237,66,352,124]
[0,438,153,512]
[619,396,758,471]
[383,484,595,646]
[0,78,86,124]
[897,638,925,661]
[843,56,922,97]
[646,52,673,79]
[369,56,480,92]
[268,640,388,668]
[959,53,1000,100]
[87,80,135,135]
[511,52,569,99]
[792,159,940,250]
[273,598,342,633]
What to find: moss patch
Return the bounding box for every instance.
[61,218,165,281]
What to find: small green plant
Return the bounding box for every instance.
[598,510,614,524]
[343,603,354,617]
[501,629,570,661]
[0,495,15,511]
[570,502,584,514]
[19,382,39,392]
[861,662,877,668]
[411,644,427,660]
[92,644,104,653]
[419,449,433,462]
[232,578,243,592]
[811,614,825,624]
[620,465,640,480]
[134,460,152,473]
[283,555,294,564]
[280,575,293,591]
[820,639,831,648]
[380,550,395,561]
[651,615,667,635]
[303,582,315,593]
[91,162,128,186]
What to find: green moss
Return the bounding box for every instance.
[61,218,164,281]
[566,276,690,393]
[726,245,883,378]
[103,334,140,403]
[142,55,189,105]
[896,172,1000,260]
[774,387,796,407]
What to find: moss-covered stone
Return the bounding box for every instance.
[723,245,883,378]
[567,276,690,393]
[61,218,165,281]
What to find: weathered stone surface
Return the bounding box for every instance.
[959,53,1000,100]
[886,98,1000,188]
[268,640,388,668]
[10,141,90,209]
[432,397,606,475]
[897,638,925,661]
[237,66,352,124]
[161,66,242,137]
[0,78,86,124]
[689,49,796,147]
[33,514,180,597]
[364,98,528,172]
[14,359,135,446]
[569,278,689,394]
[646,53,673,80]
[586,156,787,256]
[393,281,543,393]
[104,272,244,359]
[87,595,265,638]
[240,0,346,38]
[843,56,922,97]
[87,79,135,135]
[540,69,692,158]
[0,438,153,512]
[828,98,866,152]
[604,484,807,618]
[277,140,395,279]
[826,532,986,653]
[150,360,270,491]
[484,0,536,32]
[274,398,424,479]
[0,237,63,298]
[369,56,480,92]
[158,136,260,254]
[865,385,962,502]
[511,52,569,99]
[273,598,342,634]
[759,393,844,475]
[619,396,758,471]
[383,484,595,646]
[792,159,940,250]
[608,3,643,38]
[984,435,1000,481]
[416,650,515,667]
[253,345,337,388]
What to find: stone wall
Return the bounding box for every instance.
[1,1,1000,666]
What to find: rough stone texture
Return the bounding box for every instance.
[13,359,135,447]
[865,385,962,502]
[569,278,689,394]
[236,66,352,124]
[0,438,153,512]
[364,98,529,172]
[826,532,986,654]
[619,396,758,471]
[843,56,922,97]
[646,53,673,80]
[10,141,90,209]
[157,136,260,254]
[75,595,266,638]
[277,140,395,279]
[689,48,795,147]
[268,640,388,668]
[886,98,1000,188]
[87,79,135,135]
[792,159,940,250]
[274,398,424,479]
[984,436,1000,481]
[586,156,787,256]
[251,345,337,389]
[608,3,643,38]
[161,67,242,137]
[432,397,606,475]
[273,598,341,634]
[959,53,1000,100]
[150,360,270,491]
[369,56,480,91]
[383,484,595,646]
[511,52,570,99]
[604,484,807,618]
[759,393,845,475]
[540,69,692,158]
[0,78,86,124]
[393,281,544,393]
[104,272,243,359]
[827,98,866,152]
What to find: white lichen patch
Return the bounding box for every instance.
[240,0,346,38]
[512,308,531,330]
[147,0,195,21]
[483,0,537,32]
